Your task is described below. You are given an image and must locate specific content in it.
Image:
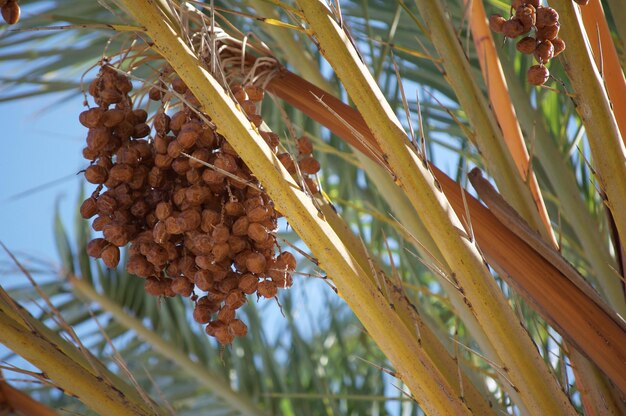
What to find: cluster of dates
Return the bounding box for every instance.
[79,65,318,344]
[489,0,572,85]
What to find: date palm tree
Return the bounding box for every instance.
[1,0,624,414]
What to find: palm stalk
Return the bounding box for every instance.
[295,0,577,414]
[246,12,498,409]
[0,380,57,416]
[464,0,555,244]
[0,290,158,416]
[550,0,626,246]
[567,348,626,416]
[500,54,626,416]
[499,54,626,316]
[465,3,623,410]
[263,60,626,394]
[0,244,156,413]
[579,0,626,145]
[245,6,500,406]
[357,141,528,407]
[409,0,551,243]
[358,156,443,263]
[316,197,497,415]
[115,1,475,414]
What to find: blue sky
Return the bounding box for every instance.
[0,93,86,273]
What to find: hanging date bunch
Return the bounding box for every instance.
[78,64,318,344]
[489,1,569,86]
